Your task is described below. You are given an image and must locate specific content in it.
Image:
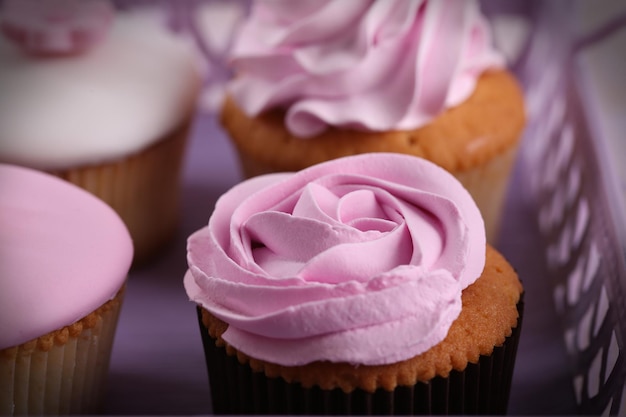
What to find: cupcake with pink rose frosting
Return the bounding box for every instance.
[220,0,526,244]
[0,163,133,415]
[0,0,202,263]
[185,153,523,415]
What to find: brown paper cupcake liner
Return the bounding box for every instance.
[198,297,523,415]
[0,287,125,415]
[50,120,192,264]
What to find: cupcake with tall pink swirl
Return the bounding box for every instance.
[219,0,525,244]
[185,153,523,414]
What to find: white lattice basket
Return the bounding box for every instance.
[519,1,626,414]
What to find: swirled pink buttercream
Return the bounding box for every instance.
[227,0,505,138]
[185,153,485,366]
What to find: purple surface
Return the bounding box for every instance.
[103,111,577,415]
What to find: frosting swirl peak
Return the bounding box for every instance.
[185,153,485,366]
[228,0,504,137]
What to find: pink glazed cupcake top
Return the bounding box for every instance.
[228,0,504,137]
[185,153,486,366]
[0,164,133,349]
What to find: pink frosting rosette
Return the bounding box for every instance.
[228,0,505,138]
[185,153,485,366]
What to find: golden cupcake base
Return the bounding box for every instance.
[197,246,523,414]
[0,288,125,415]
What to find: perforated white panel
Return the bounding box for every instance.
[520,2,626,414]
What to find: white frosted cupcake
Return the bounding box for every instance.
[0,164,133,415]
[0,0,202,263]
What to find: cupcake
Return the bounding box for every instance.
[220,0,525,244]
[184,153,523,415]
[0,0,202,263]
[0,164,133,415]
